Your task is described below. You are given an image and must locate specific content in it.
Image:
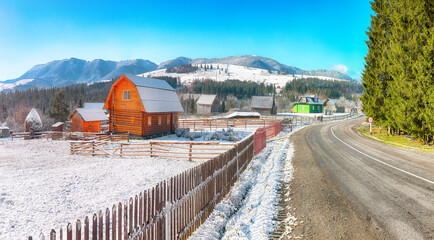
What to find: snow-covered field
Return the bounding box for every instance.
[144,64,345,89]
[0,130,250,239]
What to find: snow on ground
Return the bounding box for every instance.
[190,126,303,240]
[144,64,345,88]
[0,130,246,239]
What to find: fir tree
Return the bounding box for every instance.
[48,90,69,122]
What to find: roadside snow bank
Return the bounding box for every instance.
[190,129,294,239]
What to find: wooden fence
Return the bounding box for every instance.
[31,134,255,240]
[70,140,236,161]
[178,119,281,131]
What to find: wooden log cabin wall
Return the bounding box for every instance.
[104,74,183,137]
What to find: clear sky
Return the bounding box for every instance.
[0,0,372,81]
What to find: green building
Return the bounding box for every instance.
[292,95,323,113]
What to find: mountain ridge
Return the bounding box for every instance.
[1,55,352,91]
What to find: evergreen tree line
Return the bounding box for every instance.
[284,78,363,99]
[192,79,275,98]
[165,64,198,74]
[362,0,433,143]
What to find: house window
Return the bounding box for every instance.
[167,115,171,125]
[158,116,162,125]
[123,90,130,100]
[148,116,152,126]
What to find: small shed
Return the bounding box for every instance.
[103,74,184,137]
[51,122,64,131]
[69,108,108,132]
[196,94,219,115]
[251,96,277,115]
[293,94,323,113]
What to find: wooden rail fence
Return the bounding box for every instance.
[178,118,281,131]
[31,134,255,240]
[70,141,236,161]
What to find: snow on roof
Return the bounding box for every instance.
[123,74,184,113]
[73,108,108,121]
[25,108,42,124]
[136,86,184,113]
[251,96,274,109]
[299,94,323,105]
[52,122,64,127]
[84,103,105,109]
[125,74,173,90]
[197,94,217,105]
[223,112,261,119]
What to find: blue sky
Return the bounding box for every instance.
[0,0,372,81]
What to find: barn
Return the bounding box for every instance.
[251,96,277,115]
[196,94,219,115]
[103,74,184,137]
[69,108,108,132]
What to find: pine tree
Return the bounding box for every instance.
[48,90,69,122]
[361,0,393,128]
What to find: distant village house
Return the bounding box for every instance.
[196,94,219,115]
[251,96,277,115]
[293,94,323,113]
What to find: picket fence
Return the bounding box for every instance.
[30,134,255,240]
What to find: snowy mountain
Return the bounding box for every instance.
[1,58,157,91]
[163,55,352,81]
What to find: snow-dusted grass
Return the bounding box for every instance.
[0,130,247,239]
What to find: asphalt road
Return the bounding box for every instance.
[288,117,434,239]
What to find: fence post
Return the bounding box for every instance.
[150,142,153,157]
[120,143,123,157]
[92,142,95,156]
[189,142,192,161]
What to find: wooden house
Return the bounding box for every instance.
[196,94,219,115]
[251,96,277,115]
[293,94,323,113]
[103,74,184,137]
[69,108,108,132]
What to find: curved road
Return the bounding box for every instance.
[288,117,434,239]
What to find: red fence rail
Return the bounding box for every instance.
[253,121,284,156]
